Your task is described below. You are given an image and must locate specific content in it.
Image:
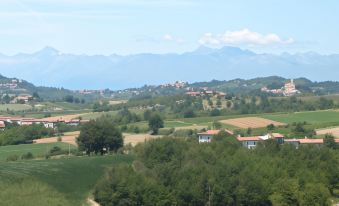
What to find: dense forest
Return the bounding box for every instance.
[94,135,339,206]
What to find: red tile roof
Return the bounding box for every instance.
[271,133,284,138]
[237,136,261,141]
[198,130,221,135]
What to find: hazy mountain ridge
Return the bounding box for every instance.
[0,46,339,90]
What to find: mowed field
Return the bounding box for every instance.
[220,117,285,128]
[124,133,162,146]
[34,131,80,145]
[0,155,134,205]
[0,142,77,161]
[34,131,161,147]
[0,104,32,111]
[262,110,339,125]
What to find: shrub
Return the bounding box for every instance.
[21,152,34,160]
[158,128,175,136]
[6,154,19,162]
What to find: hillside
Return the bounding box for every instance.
[111,76,339,99]
[1,46,339,90]
[0,74,99,101]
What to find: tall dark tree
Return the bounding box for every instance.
[148,114,164,135]
[324,134,337,149]
[77,117,123,155]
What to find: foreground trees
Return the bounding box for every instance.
[94,137,339,205]
[77,117,123,155]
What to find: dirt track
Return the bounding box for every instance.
[220,117,285,128]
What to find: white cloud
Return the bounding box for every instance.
[199,29,294,46]
[163,34,185,44]
[163,34,174,41]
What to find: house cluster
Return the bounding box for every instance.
[0,116,82,129]
[198,130,339,149]
[186,88,226,98]
[11,94,33,103]
[261,79,300,96]
[160,81,187,89]
[0,79,21,89]
[77,89,104,95]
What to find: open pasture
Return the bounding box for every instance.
[262,110,339,126]
[0,155,133,205]
[0,142,76,162]
[0,104,32,111]
[220,117,285,128]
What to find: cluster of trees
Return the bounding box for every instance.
[0,124,55,145]
[63,95,85,104]
[77,116,123,155]
[94,136,339,205]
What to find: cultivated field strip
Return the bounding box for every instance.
[220,117,286,128]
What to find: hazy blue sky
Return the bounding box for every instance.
[0,0,338,55]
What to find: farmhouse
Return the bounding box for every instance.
[197,129,234,143]
[284,137,339,148]
[12,95,33,103]
[198,130,220,143]
[237,133,285,149]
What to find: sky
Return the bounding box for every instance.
[0,0,338,55]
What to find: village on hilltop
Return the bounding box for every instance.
[261,79,300,96]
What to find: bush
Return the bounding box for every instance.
[21,152,34,160]
[6,154,19,162]
[173,129,196,138]
[158,128,175,136]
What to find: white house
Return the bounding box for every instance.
[197,130,221,143]
[237,136,261,149]
[237,133,285,149]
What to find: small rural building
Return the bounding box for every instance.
[285,138,324,148]
[237,133,285,149]
[197,129,234,143]
[237,136,261,149]
[197,130,220,143]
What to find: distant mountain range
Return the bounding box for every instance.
[0,46,339,90]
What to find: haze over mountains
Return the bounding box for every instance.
[0,46,338,90]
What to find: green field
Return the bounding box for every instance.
[164,120,194,128]
[262,110,339,126]
[0,104,32,111]
[0,142,77,162]
[0,155,134,205]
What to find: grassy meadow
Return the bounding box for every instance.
[262,110,339,127]
[0,142,77,162]
[0,104,32,111]
[0,154,134,205]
